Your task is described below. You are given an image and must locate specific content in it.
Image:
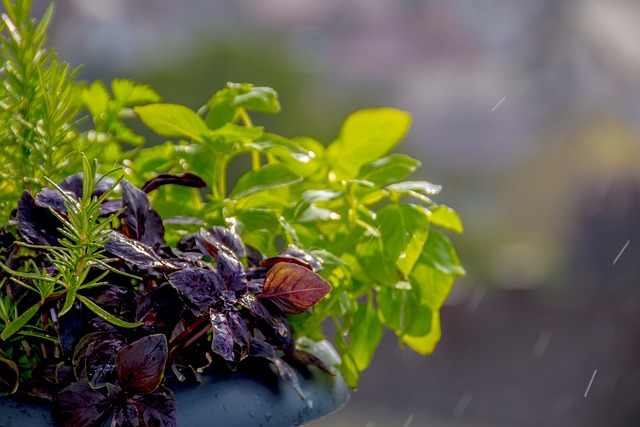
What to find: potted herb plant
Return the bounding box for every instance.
[0,1,465,426]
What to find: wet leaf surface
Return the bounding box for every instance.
[115,387,177,427]
[105,231,177,271]
[168,268,224,314]
[209,308,234,361]
[17,191,60,246]
[216,248,247,292]
[73,333,124,389]
[121,179,150,240]
[116,334,168,394]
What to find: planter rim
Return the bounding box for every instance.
[0,362,350,426]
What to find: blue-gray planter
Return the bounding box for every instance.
[0,363,350,426]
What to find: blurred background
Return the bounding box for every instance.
[30,0,640,425]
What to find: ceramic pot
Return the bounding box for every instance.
[0,362,350,426]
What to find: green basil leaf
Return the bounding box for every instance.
[429,205,464,233]
[378,204,430,276]
[410,254,454,310]
[81,81,110,118]
[348,298,382,372]
[327,108,411,179]
[111,78,161,107]
[358,154,421,188]
[376,285,420,337]
[334,329,360,388]
[135,104,208,141]
[386,180,442,197]
[229,164,302,199]
[402,310,441,355]
[421,229,466,277]
[233,86,280,113]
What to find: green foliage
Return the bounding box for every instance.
[0,0,81,223]
[129,88,466,387]
[0,0,465,389]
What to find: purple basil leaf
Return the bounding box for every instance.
[73,333,124,389]
[208,226,245,259]
[195,227,244,260]
[58,301,94,358]
[248,338,276,359]
[100,199,124,216]
[168,268,224,315]
[280,246,323,271]
[259,255,314,271]
[0,357,18,396]
[272,358,304,399]
[141,209,166,251]
[227,309,250,361]
[17,191,60,246]
[141,172,207,194]
[52,380,111,427]
[209,308,234,362]
[245,245,265,267]
[114,387,177,427]
[292,349,334,375]
[35,187,75,212]
[121,180,150,240]
[105,231,177,271]
[258,263,331,315]
[58,173,84,198]
[58,173,115,199]
[216,248,247,293]
[237,294,286,336]
[135,284,184,335]
[56,362,75,385]
[246,277,264,294]
[116,334,168,394]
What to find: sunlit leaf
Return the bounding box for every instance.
[428,205,464,233]
[229,164,302,199]
[402,310,441,355]
[377,204,430,276]
[348,297,382,372]
[135,104,208,141]
[81,80,110,118]
[111,78,161,107]
[234,86,280,113]
[259,263,331,315]
[386,180,442,197]
[420,229,465,277]
[358,154,421,188]
[327,108,411,179]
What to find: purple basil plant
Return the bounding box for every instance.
[0,170,331,426]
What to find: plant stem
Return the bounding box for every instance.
[238,108,260,170]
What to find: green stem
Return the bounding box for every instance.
[238,108,260,170]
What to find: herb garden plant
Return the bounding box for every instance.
[0,1,465,426]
